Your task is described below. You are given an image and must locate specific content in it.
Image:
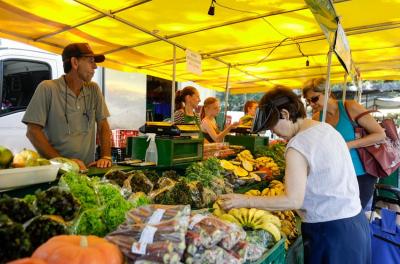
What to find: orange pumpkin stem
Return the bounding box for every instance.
[80,236,88,248]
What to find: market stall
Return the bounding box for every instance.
[0,142,298,264]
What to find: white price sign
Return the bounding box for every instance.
[185,49,202,75]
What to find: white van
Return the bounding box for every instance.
[0,39,102,153]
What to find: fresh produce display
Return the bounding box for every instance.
[0,196,37,223]
[212,202,282,242]
[35,187,81,221]
[0,214,31,263]
[59,172,99,209]
[49,157,80,173]
[273,210,299,249]
[127,170,154,194]
[255,140,286,170]
[185,157,223,188]
[25,215,68,250]
[30,235,123,264]
[0,145,13,169]
[244,180,285,197]
[12,149,41,168]
[104,169,129,187]
[106,205,190,263]
[73,208,107,237]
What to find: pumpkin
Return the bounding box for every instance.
[8,258,47,264]
[32,235,123,264]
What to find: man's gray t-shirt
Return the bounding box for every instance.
[22,76,110,164]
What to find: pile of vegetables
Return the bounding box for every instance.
[185,157,223,187]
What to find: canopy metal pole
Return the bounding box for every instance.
[357,78,363,103]
[321,46,334,123]
[342,73,348,102]
[223,64,231,127]
[171,45,176,122]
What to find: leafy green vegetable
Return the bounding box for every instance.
[36,187,81,221]
[95,183,122,205]
[0,196,37,223]
[73,208,107,237]
[103,196,133,232]
[25,216,68,250]
[22,194,36,205]
[185,158,223,187]
[129,192,151,208]
[0,214,31,263]
[128,171,154,194]
[59,172,99,209]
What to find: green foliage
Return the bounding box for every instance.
[185,157,222,187]
[59,172,99,209]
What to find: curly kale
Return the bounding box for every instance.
[0,196,37,223]
[36,187,81,221]
[0,214,31,263]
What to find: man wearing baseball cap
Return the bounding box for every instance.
[23,43,112,170]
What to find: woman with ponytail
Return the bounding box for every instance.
[200,97,239,143]
[173,86,201,124]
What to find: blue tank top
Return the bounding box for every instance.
[320,101,366,176]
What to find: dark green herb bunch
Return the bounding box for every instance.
[0,214,31,263]
[0,196,37,223]
[25,215,68,251]
[35,187,81,221]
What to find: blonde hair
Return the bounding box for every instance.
[200,97,219,120]
[302,78,326,97]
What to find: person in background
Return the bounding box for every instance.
[200,97,239,143]
[302,77,385,209]
[173,86,201,124]
[219,86,370,264]
[22,43,112,171]
[239,100,259,126]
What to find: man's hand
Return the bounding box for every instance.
[88,157,112,168]
[71,158,88,171]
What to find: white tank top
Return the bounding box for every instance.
[287,122,362,223]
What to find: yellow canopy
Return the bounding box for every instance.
[0,0,398,94]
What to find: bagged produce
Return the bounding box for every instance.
[126,170,154,194]
[50,157,79,173]
[72,207,107,237]
[103,169,130,188]
[106,204,190,264]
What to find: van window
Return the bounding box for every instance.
[1,60,51,115]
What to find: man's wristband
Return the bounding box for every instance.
[101,156,112,161]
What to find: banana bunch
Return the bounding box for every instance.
[261,180,285,196]
[273,210,299,249]
[215,206,282,242]
[244,189,261,196]
[256,156,280,176]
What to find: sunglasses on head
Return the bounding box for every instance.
[306,95,320,105]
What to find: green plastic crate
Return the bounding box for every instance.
[250,237,286,264]
[126,136,203,166]
[226,135,269,154]
[286,236,304,264]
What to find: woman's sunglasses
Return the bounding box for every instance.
[306,95,320,105]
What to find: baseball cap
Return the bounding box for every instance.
[62,43,105,63]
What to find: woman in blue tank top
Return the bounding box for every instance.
[303,78,386,209]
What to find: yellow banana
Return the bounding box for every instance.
[257,222,282,242]
[247,208,258,224]
[261,188,270,196]
[212,202,224,217]
[239,208,250,225]
[220,213,241,225]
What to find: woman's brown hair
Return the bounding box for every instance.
[174,86,198,111]
[200,97,218,120]
[259,85,306,130]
